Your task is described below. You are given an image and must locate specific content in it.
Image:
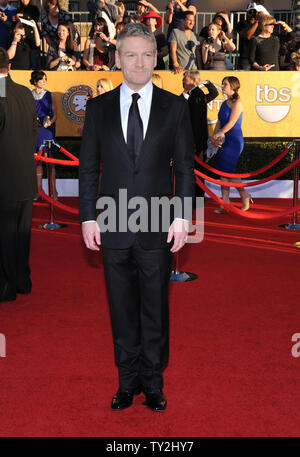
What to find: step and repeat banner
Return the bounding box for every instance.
[11,70,300,138]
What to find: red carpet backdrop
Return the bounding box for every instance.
[1,198,300,437]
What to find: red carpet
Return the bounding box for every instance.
[1,198,300,437]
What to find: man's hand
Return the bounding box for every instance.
[0,12,7,22]
[167,219,189,253]
[261,64,274,71]
[82,221,101,251]
[173,65,185,74]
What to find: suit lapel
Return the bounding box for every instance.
[105,86,134,168]
[106,84,169,169]
[135,85,169,169]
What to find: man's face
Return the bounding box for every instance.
[137,4,146,15]
[182,73,196,92]
[247,9,257,21]
[183,14,194,31]
[115,36,157,91]
[0,0,9,8]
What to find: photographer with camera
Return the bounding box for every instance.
[236,2,269,70]
[201,22,235,70]
[82,17,114,70]
[6,19,40,69]
[47,22,80,71]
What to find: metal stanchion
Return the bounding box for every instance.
[279,140,300,230]
[38,140,67,230]
[169,160,198,282]
[170,251,198,282]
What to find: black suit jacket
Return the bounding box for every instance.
[0,74,38,203]
[79,84,195,249]
[188,82,218,155]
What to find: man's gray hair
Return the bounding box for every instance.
[184,70,201,85]
[116,22,157,51]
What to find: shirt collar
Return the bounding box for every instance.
[121,80,153,101]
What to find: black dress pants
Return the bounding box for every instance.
[0,199,33,301]
[102,239,173,392]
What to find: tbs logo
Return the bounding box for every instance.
[256,84,291,123]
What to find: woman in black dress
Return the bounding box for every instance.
[249,15,294,71]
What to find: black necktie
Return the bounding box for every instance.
[127,93,143,165]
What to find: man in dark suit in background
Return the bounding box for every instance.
[184,70,218,196]
[79,23,195,412]
[0,47,38,302]
[184,70,218,158]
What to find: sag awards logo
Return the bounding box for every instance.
[61,84,96,124]
[255,84,291,123]
[207,84,227,125]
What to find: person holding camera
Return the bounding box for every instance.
[47,22,80,71]
[201,22,235,71]
[169,11,200,73]
[236,3,268,70]
[82,17,114,70]
[6,20,40,69]
[15,0,41,70]
[199,11,232,42]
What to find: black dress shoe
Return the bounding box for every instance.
[111,386,142,411]
[143,390,167,412]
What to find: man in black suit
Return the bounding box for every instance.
[184,70,218,158]
[0,47,38,302]
[79,23,195,412]
[183,70,218,197]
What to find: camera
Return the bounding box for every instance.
[206,37,214,44]
[95,32,101,37]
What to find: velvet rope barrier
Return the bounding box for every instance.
[196,177,300,220]
[194,155,300,188]
[34,142,79,166]
[194,143,293,178]
[38,188,79,215]
[56,145,79,162]
[34,155,79,166]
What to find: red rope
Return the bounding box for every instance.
[194,143,293,178]
[196,177,300,220]
[194,156,300,188]
[34,145,79,166]
[35,155,79,166]
[38,189,79,215]
[59,146,79,162]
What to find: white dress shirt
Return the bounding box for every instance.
[120,80,153,142]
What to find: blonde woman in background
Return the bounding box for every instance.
[78,78,114,134]
[96,77,114,95]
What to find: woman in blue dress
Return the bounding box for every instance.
[30,70,57,199]
[211,76,252,213]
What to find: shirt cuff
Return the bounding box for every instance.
[174,217,189,232]
[82,220,100,232]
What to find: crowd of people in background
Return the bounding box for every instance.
[0,0,299,71]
